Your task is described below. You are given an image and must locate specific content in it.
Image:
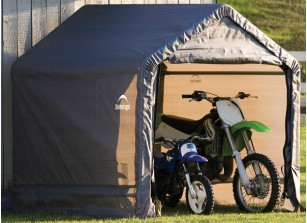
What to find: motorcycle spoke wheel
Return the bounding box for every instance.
[233,153,280,213]
[239,164,271,210]
[185,175,214,215]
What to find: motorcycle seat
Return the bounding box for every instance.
[161,114,206,135]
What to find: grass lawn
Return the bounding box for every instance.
[218,0,306,51]
[1,205,306,223]
[300,124,306,208]
[2,124,306,222]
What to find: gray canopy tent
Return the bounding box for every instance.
[12,4,300,218]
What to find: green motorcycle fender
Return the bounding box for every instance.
[222,121,271,157]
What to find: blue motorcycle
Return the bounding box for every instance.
[153,137,214,215]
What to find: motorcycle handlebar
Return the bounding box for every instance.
[155,137,175,145]
[235,92,258,99]
[182,91,207,101]
[182,91,257,102]
[182,94,193,99]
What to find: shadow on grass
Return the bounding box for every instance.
[1,210,100,222]
[161,202,298,217]
[162,202,241,216]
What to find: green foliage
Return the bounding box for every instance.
[300,62,306,82]
[219,0,306,81]
[300,124,306,208]
[218,0,306,51]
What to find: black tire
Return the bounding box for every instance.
[233,153,280,213]
[185,175,214,215]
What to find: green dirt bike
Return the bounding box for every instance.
[155,90,281,213]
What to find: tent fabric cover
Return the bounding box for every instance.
[11,4,300,218]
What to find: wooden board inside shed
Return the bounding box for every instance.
[159,63,289,207]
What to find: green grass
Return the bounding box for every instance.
[218,0,306,82]
[300,124,306,208]
[218,0,306,51]
[1,206,306,223]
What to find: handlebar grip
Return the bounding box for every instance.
[236,92,258,99]
[182,94,193,98]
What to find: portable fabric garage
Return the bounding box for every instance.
[12,4,300,218]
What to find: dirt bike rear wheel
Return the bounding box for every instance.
[233,153,280,213]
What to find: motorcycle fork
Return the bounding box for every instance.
[242,132,255,155]
[223,124,252,195]
[242,132,262,176]
[182,163,197,199]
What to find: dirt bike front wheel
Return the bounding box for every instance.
[233,153,281,213]
[185,175,214,215]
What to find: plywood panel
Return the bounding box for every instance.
[162,68,287,205]
[165,63,283,73]
[163,74,286,167]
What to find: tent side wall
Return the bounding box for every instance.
[1,0,217,192]
[11,6,147,216]
[11,65,141,217]
[12,5,228,218]
[283,65,301,207]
